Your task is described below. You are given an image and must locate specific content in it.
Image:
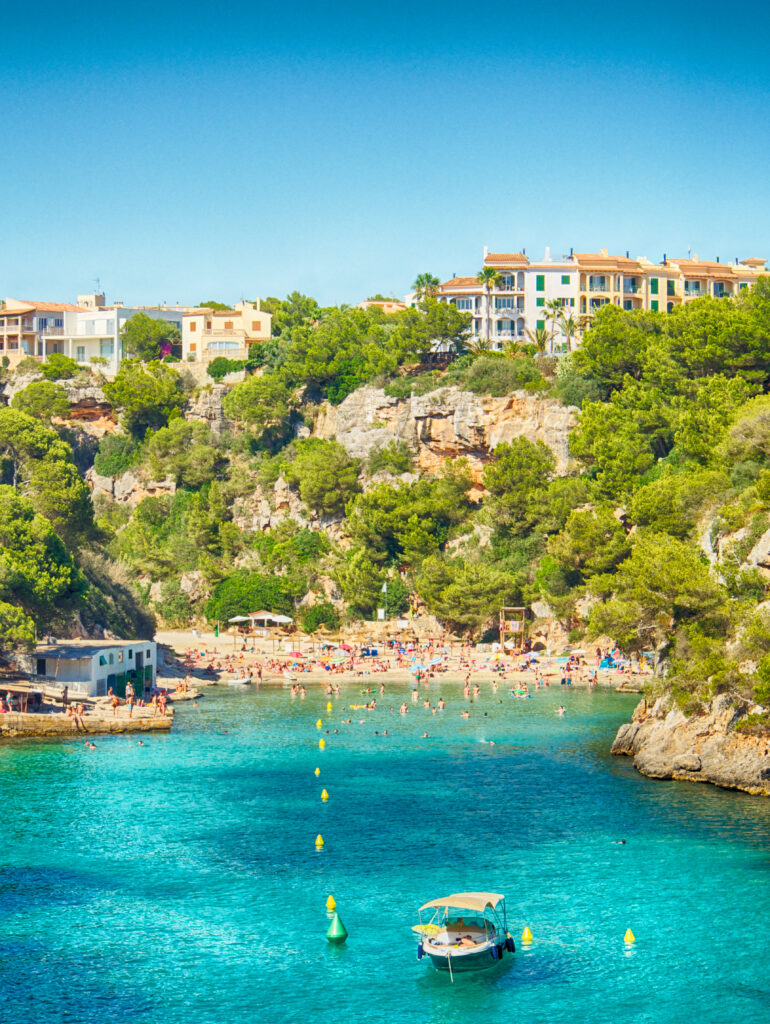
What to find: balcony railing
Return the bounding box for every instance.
[41,326,65,336]
[201,328,247,337]
[623,284,640,294]
[588,281,611,292]
[493,306,524,316]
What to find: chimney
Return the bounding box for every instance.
[483,246,488,259]
[570,247,574,257]
[544,246,551,261]
[663,253,667,264]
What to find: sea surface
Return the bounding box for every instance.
[1,680,769,1024]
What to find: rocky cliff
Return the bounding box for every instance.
[314,386,576,480]
[611,694,770,796]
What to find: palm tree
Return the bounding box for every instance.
[542,299,566,356]
[467,335,492,355]
[558,311,588,354]
[412,273,440,302]
[525,326,549,356]
[503,338,526,359]
[476,267,501,345]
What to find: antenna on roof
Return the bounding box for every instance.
[95,276,101,292]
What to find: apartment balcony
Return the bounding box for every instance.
[41,326,65,336]
[622,284,640,294]
[493,306,524,317]
[496,330,516,340]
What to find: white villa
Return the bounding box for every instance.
[0,293,192,374]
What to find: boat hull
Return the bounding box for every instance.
[423,942,505,972]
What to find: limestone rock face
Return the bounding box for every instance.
[314,386,576,480]
[87,467,177,505]
[611,693,770,796]
[188,383,231,434]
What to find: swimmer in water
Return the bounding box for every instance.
[555,706,565,715]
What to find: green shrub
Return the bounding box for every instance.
[93,434,140,477]
[156,579,193,626]
[40,353,80,380]
[300,601,340,633]
[368,441,413,475]
[15,356,41,375]
[207,356,246,380]
[460,355,545,396]
[205,570,293,623]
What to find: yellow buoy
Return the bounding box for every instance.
[321,789,329,802]
[624,929,635,944]
[316,719,323,729]
[318,738,326,750]
[314,767,321,777]
[522,926,533,943]
[315,834,324,848]
[326,894,336,911]
[326,702,333,712]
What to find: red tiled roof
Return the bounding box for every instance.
[485,252,528,265]
[438,277,482,290]
[573,253,642,272]
[3,301,86,313]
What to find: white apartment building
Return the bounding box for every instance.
[182,301,272,363]
[0,300,85,365]
[41,293,189,374]
[435,248,767,354]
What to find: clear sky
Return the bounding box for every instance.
[3,1,769,306]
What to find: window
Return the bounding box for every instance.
[128,649,133,659]
[561,275,570,285]
[99,655,107,666]
[37,658,46,675]
[667,302,673,313]
[100,339,114,357]
[667,280,675,296]
[38,317,48,329]
[189,322,197,332]
[457,298,474,311]
[54,318,63,328]
[536,275,545,291]
[224,321,234,330]
[190,342,196,352]
[651,300,659,312]
[536,298,545,307]
[650,278,659,295]
[109,653,114,665]
[76,346,85,362]
[537,320,545,331]
[251,321,261,330]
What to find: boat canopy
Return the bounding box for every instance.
[419,892,505,914]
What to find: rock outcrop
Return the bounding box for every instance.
[611,693,770,796]
[188,383,232,434]
[314,386,576,480]
[87,468,177,505]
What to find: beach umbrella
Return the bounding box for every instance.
[228,615,251,623]
[409,663,427,672]
[328,654,348,664]
[429,656,443,665]
[555,656,570,664]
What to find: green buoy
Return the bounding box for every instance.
[326,912,348,944]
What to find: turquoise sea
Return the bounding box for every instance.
[2,681,769,1024]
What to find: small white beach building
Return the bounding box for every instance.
[18,640,157,699]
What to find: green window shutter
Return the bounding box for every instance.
[667,280,675,296]
[536,297,545,307]
[651,300,659,312]
[667,302,673,313]
[561,274,570,285]
[536,275,545,291]
[536,319,545,330]
[650,278,659,295]
[570,298,575,307]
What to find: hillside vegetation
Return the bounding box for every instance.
[3,284,770,718]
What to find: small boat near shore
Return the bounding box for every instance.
[414,892,514,975]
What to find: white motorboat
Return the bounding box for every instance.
[413,892,514,975]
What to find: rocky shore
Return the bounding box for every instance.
[612,693,770,796]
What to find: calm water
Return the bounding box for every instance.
[1,681,769,1024]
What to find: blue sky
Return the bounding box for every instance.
[2,2,769,306]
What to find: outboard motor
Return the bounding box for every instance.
[417,942,424,960]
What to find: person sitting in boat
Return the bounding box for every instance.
[459,935,477,947]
